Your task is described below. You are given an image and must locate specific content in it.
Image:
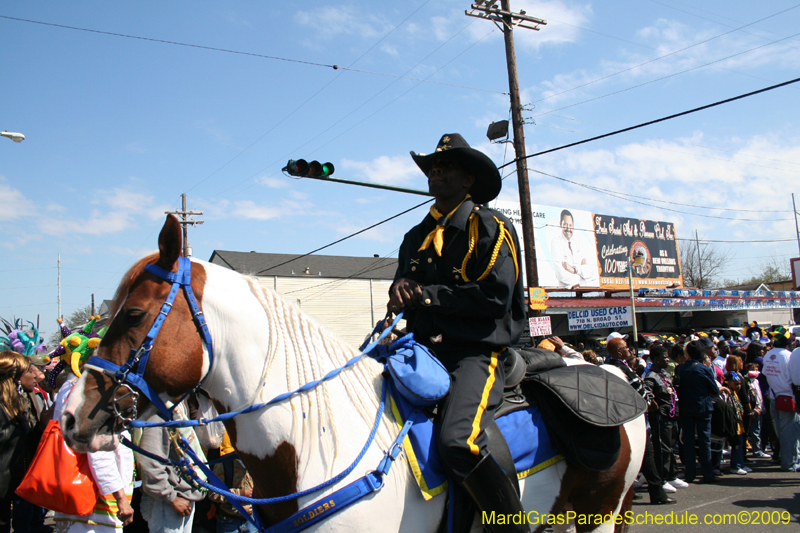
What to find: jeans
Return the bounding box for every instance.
[680,412,714,482]
[216,513,259,533]
[747,413,762,452]
[140,494,196,533]
[771,398,800,471]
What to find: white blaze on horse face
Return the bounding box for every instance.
[62,371,119,452]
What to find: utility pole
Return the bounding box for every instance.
[695,230,704,289]
[166,194,204,258]
[793,193,800,256]
[466,0,546,295]
[91,293,95,316]
[58,253,61,320]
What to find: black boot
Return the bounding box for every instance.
[462,453,529,533]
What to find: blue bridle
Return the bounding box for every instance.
[86,256,214,425]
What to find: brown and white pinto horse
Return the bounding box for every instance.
[62,215,645,533]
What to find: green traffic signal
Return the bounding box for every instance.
[284,159,334,178]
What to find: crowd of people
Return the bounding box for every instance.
[569,325,800,504]
[1,321,257,533]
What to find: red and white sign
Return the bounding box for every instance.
[529,316,552,336]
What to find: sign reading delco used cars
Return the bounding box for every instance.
[567,306,632,331]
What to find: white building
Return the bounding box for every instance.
[208,250,398,346]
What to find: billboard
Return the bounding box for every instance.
[491,201,683,290]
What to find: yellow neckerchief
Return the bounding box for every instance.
[418,195,471,256]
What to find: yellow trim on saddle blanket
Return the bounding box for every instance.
[389,395,448,501]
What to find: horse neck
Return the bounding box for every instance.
[207,274,391,470]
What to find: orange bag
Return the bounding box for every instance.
[15,419,99,515]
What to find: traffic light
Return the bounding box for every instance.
[283,159,335,178]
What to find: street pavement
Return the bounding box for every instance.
[629,455,799,532]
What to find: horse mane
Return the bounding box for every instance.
[242,276,392,451]
[109,252,159,318]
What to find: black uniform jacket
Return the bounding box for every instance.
[392,198,525,351]
[645,367,678,418]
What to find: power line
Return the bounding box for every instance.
[531,3,800,106]
[544,112,800,171]
[676,237,797,243]
[202,22,495,203]
[529,169,793,215]
[533,26,800,119]
[254,199,432,275]
[528,168,792,221]
[0,14,504,96]
[499,75,800,168]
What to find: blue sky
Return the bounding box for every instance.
[2,0,799,339]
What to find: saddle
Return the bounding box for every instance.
[500,348,647,471]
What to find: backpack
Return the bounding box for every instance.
[711,392,739,440]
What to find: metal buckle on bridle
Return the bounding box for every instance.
[111,380,139,429]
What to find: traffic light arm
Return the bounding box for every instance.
[292,173,431,197]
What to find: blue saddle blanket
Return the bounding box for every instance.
[388,384,564,500]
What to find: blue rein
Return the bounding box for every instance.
[84,256,412,533]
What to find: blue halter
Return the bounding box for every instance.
[86,256,214,424]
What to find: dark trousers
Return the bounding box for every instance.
[651,413,678,482]
[11,499,47,533]
[641,433,666,501]
[435,345,506,483]
[680,412,714,482]
[763,400,781,457]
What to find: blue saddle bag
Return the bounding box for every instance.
[365,333,451,407]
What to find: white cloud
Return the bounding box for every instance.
[465,1,592,50]
[233,200,285,221]
[294,5,390,40]
[195,120,236,147]
[0,180,36,221]
[34,188,171,236]
[340,155,421,186]
[380,43,399,57]
[124,142,147,154]
[527,132,800,243]
[257,176,290,189]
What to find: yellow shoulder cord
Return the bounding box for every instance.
[461,216,520,283]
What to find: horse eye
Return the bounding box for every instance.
[124,309,146,326]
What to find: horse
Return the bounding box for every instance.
[62,215,646,533]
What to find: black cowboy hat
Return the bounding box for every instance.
[410,133,501,204]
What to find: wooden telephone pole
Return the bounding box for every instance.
[166,194,204,257]
[466,0,546,295]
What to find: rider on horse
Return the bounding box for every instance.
[388,133,527,532]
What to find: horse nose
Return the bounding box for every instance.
[62,411,76,435]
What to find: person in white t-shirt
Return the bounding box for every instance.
[761,327,800,472]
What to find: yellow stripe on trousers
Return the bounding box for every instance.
[467,350,501,455]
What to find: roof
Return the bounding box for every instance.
[545,297,667,314]
[714,280,794,291]
[543,295,798,314]
[208,250,398,280]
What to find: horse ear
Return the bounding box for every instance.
[157,214,183,269]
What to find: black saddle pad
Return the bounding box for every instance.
[526,363,646,426]
[520,362,647,472]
